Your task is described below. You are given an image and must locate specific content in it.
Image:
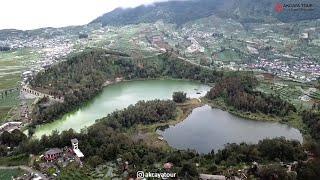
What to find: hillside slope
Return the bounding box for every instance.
[91,0,320,26]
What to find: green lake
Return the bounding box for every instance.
[34,79,211,138]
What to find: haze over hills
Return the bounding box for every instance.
[91,0,320,26]
[1,0,320,179]
[1,0,319,33]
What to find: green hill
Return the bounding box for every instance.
[91,0,320,26]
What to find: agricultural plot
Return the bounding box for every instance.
[256,81,313,109]
[215,49,244,62]
[0,49,39,121]
[0,49,39,90]
[0,52,23,90]
[0,90,20,122]
[309,90,320,100]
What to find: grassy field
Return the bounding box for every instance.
[0,169,26,180]
[0,154,29,167]
[0,54,22,90]
[0,90,20,123]
[0,91,19,107]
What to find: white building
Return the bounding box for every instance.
[71,138,84,158]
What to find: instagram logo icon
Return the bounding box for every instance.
[137,171,145,178]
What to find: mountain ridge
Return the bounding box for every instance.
[91,0,320,27]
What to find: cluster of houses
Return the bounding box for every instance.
[248,57,320,82]
[37,139,84,176]
[186,37,205,53]
[12,139,84,180]
[43,138,84,162]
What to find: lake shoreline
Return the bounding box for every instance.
[32,79,210,138]
[204,98,308,138]
[103,77,214,88]
[128,98,205,151]
[157,104,303,153]
[135,97,304,153]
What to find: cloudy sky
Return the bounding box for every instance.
[0,0,171,30]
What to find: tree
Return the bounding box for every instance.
[28,126,36,137]
[258,165,291,180]
[172,92,187,103]
[0,145,8,156]
[78,33,88,39]
[0,130,27,147]
[179,163,198,178]
[297,159,320,180]
[87,155,103,168]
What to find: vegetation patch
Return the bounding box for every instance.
[0,169,26,180]
[0,154,29,166]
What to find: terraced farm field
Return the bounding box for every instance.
[0,49,39,121]
[256,80,314,109]
[0,52,23,90]
[0,49,39,89]
[310,90,320,100]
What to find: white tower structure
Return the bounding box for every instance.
[71,138,84,158]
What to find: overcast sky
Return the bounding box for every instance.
[0,0,171,30]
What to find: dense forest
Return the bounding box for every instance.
[97,100,176,130]
[206,73,296,116]
[4,100,313,179]
[0,129,26,152]
[299,108,320,179]
[302,109,320,152]
[30,48,222,124]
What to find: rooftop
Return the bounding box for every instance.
[74,149,84,158]
[45,148,62,156]
[71,138,78,144]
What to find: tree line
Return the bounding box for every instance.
[299,108,320,179]
[206,73,296,116]
[301,109,320,154]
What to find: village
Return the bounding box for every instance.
[10,138,84,180]
[1,18,319,86]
